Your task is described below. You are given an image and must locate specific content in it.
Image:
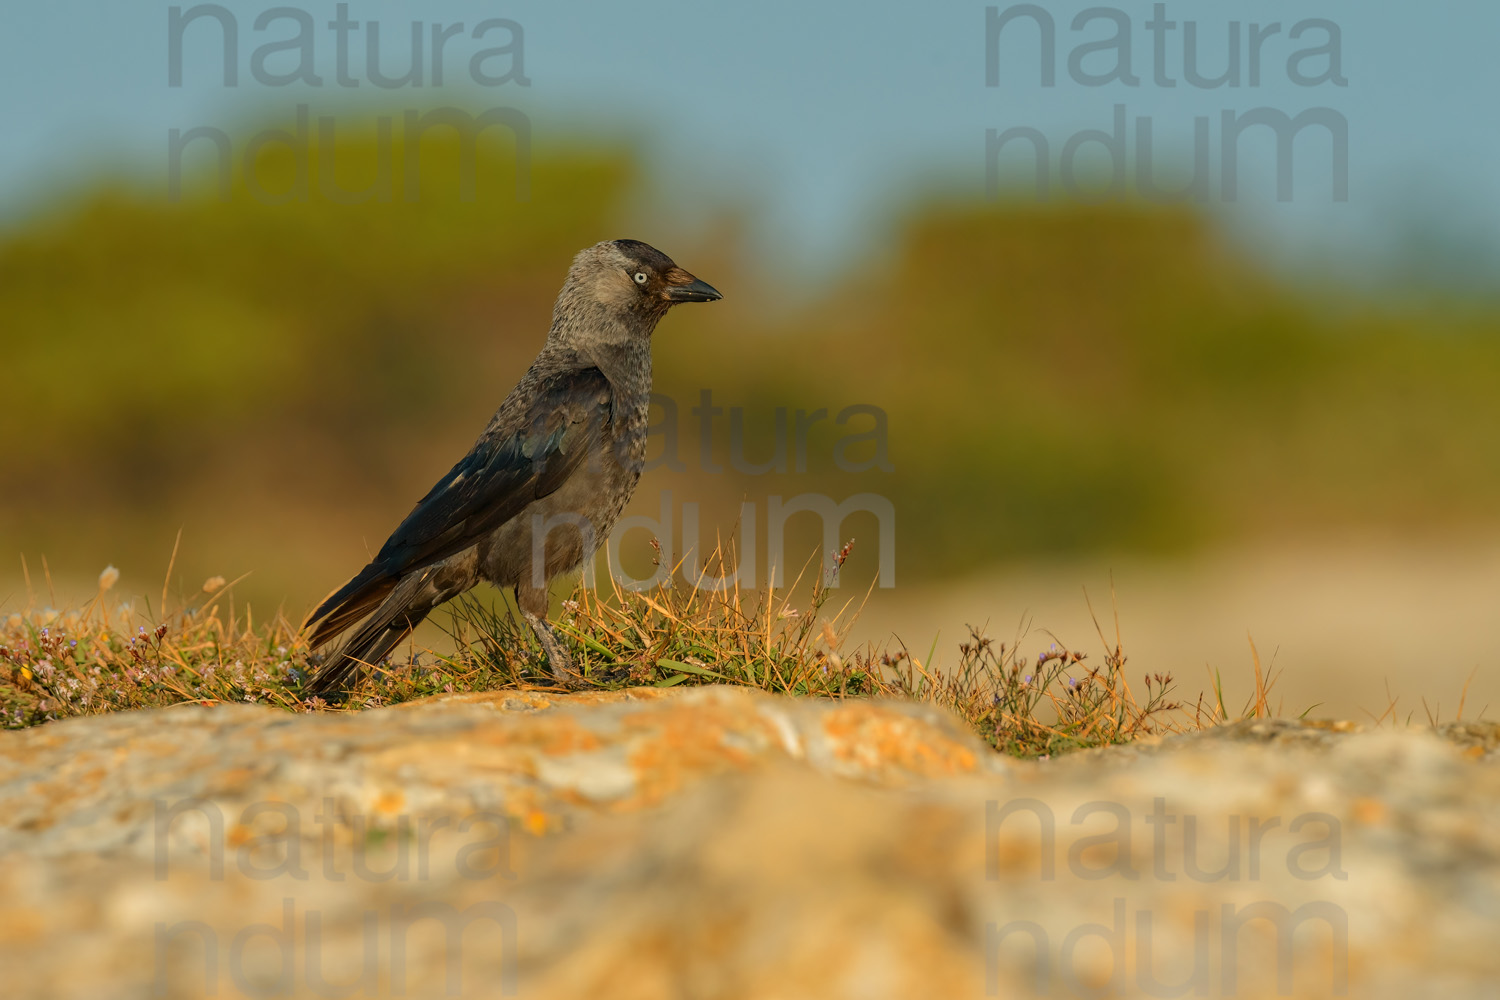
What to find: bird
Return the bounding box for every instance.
[301,239,721,699]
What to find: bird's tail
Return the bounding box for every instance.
[303,563,397,650]
[301,563,416,701]
[303,561,470,701]
[302,604,428,702]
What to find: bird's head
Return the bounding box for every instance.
[561,239,722,327]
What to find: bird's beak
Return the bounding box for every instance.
[663,268,723,303]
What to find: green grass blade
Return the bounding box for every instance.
[657,658,728,681]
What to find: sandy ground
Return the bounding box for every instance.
[846,536,1500,725]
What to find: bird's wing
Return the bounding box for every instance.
[376,365,614,575]
[305,366,613,642]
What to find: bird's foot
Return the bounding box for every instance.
[524,612,583,689]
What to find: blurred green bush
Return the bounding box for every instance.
[5,117,1500,606]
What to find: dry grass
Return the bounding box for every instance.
[0,542,1292,757]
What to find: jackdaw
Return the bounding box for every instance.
[302,239,721,698]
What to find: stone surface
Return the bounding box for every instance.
[1,686,1497,998]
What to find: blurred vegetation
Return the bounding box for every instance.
[697,202,1500,570]
[0,545,1197,759]
[5,115,1500,612]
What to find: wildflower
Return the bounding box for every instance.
[98,566,120,591]
[1023,674,1033,685]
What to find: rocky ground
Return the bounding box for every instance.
[2,686,1498,998]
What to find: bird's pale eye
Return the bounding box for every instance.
[633,272,648,285]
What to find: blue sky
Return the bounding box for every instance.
[2,1,1496,289]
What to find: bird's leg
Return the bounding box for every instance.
[516,584,579,686]
[524,611,579,685]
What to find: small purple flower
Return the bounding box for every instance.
[1023,674,1033,685]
